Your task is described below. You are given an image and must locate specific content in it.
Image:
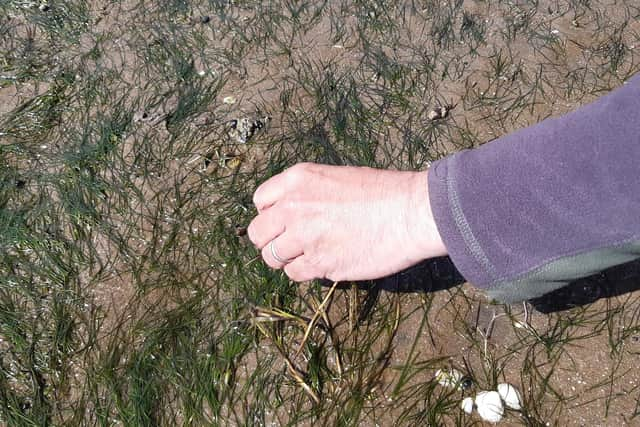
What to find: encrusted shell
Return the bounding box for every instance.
[461,397,474,414]
[475,391,504,423]
[497,383,522,410]
[435,368,464,389]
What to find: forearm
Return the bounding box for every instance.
[428,74,640,302]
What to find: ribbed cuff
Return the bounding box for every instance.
[428,153,495,289]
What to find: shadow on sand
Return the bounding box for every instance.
[529,258,640,313]
[332,257,640,315]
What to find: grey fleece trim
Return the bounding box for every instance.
[446,155,497,281]
[486,240,640,303]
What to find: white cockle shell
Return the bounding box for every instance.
[461,396,474,414]
[497,383,522,410]
[475,391,504,423]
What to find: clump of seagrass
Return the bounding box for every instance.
[250,281,341,404]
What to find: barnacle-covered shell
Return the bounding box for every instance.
[227,116,269,144]
[461,397,474,414]
[497,383,522,410]
[475,391,504,423]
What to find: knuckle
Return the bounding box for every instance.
[280,199,298,213]
[285,264,306,282]
[286,163,310,184]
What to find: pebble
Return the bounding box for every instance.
[223,96,237,105]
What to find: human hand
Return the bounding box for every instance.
[247,163,447,282]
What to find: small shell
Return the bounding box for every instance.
[427,106,450,121]
[435,368,464,389]
[475,391,504,423]
[223,96,237,105]
[497,383,522,410]
[427,109,442,120]
[461,397,474,414]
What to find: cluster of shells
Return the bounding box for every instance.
[435,368,522,424]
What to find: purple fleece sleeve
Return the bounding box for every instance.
[428,74,640,302]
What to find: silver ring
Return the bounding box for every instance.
[270,240,292,264]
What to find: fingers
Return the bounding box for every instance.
[253,172,289,212]
[283,257,319,282]
[247,206,286,249]
[261,233,304,269]
[253,163,313,212]
[250,163,325,280]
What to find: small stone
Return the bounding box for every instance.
[200,15,211,24]
[223,96,237,105]
[38,3,50,11]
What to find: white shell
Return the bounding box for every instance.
[475,391,504,423]
[497,383,522,410]
[223,96,237,105]
[427,106,450,121]
[461,397,474,414]
[435,368,464,389]
[427,109,441,120]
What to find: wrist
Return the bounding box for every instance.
[407,170,448,260]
